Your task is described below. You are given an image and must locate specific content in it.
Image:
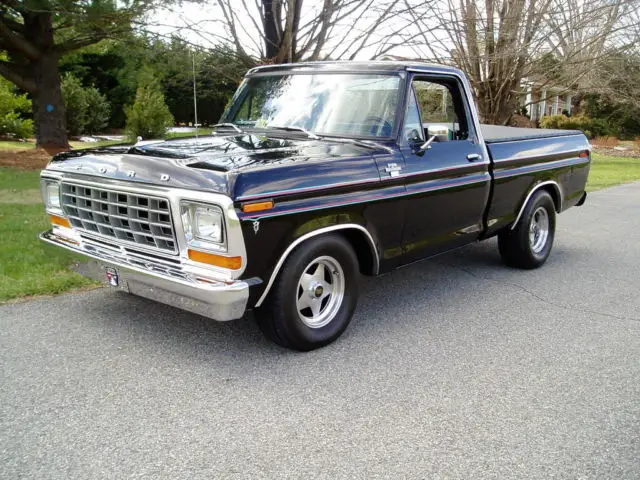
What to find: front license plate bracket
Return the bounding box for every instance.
[105,267,119,287]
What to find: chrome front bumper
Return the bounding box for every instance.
[40,230,249,321]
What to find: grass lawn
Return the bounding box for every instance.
[0,140,35,149]
[0,150,638,302]
[0,168,97,302]
[166,128,214,139]
[588,153,640,191]
[0,168,40,190]
[0,139,123,150]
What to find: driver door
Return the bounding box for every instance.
[398,75,491,264]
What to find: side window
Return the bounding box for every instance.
[232,79,272,124]
[411,78,470,141]
[235,95,251,121]
[403,89,424,144]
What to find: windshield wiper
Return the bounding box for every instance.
[266,124,392,153]
[212,123,244,134]
[267,125,321,140]
[324,136,394,154]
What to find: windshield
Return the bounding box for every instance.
[222,73,401,139]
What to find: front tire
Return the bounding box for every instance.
[255,234,359,351]
[498,190,556,269]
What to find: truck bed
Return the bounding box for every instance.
[481,125,583,144]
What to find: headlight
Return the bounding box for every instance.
[41,179,62,213]
[180,201,225,248]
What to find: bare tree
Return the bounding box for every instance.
[385,0,639,124]
[151,0,638,124]
[544,0,639,92]
[178,0,405,64]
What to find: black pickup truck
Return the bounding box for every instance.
[40,61,591,350]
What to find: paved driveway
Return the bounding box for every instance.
[2,183,639,479]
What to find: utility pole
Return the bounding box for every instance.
[192,49,199,138]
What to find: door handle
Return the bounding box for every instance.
[467,153,482,162]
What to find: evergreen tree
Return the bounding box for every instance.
[83,86,110,135]
[125,71,174,140]
[0,1,168,149]
[61,74,88,137]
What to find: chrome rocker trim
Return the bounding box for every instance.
[40,230,249,321]
[254,224,379,308]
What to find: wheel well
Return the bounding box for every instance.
[510,181,563,231]
[540,184,561,213]
[254,224,379,308]
[336,229,377,276]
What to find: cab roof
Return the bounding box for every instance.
[246,60,463,77]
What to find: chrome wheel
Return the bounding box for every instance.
[296,255,345,329]
[529,206,549,254]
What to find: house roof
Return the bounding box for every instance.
[521,75,572,93]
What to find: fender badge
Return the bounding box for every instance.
[160,174,170,181]
[252,220,260,235]
[385,162,402,177]
[127,170,136,178]
[99,167,107,174]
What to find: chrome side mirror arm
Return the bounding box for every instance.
[418,135,437,151]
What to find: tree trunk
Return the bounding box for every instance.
[33,54,69,151]
[25,12,69,151]
[263,0,281,59]
[475,84,518,125]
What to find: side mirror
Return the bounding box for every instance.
[405,128,422,143]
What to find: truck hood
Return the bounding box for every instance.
[46,134,385,198]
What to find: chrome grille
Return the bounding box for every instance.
[61,182,177,254]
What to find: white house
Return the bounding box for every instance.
[519,78,573,121]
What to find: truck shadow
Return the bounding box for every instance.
[86,236,574,367]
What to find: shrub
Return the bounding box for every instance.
[61,74,88,136]
[583,93,640,140]
[564,115,608,139]
[539,114,566,130]
[83,86,110,135]
[0,78,34,139]
[61,74,111,136]
[540,114,609,139]
[0,112,34,139]
[125,72,174,140]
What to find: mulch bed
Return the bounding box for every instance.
[0,149,52,170]
[592,146,640,158]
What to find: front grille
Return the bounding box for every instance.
[61,182,177,254]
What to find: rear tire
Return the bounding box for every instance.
[498,190,556,269]
[255,234,359,351]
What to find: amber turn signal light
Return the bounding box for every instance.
[188,249,242,269]
[50,214,72,228]
[579,151,589,158]
[242,200,274,213]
